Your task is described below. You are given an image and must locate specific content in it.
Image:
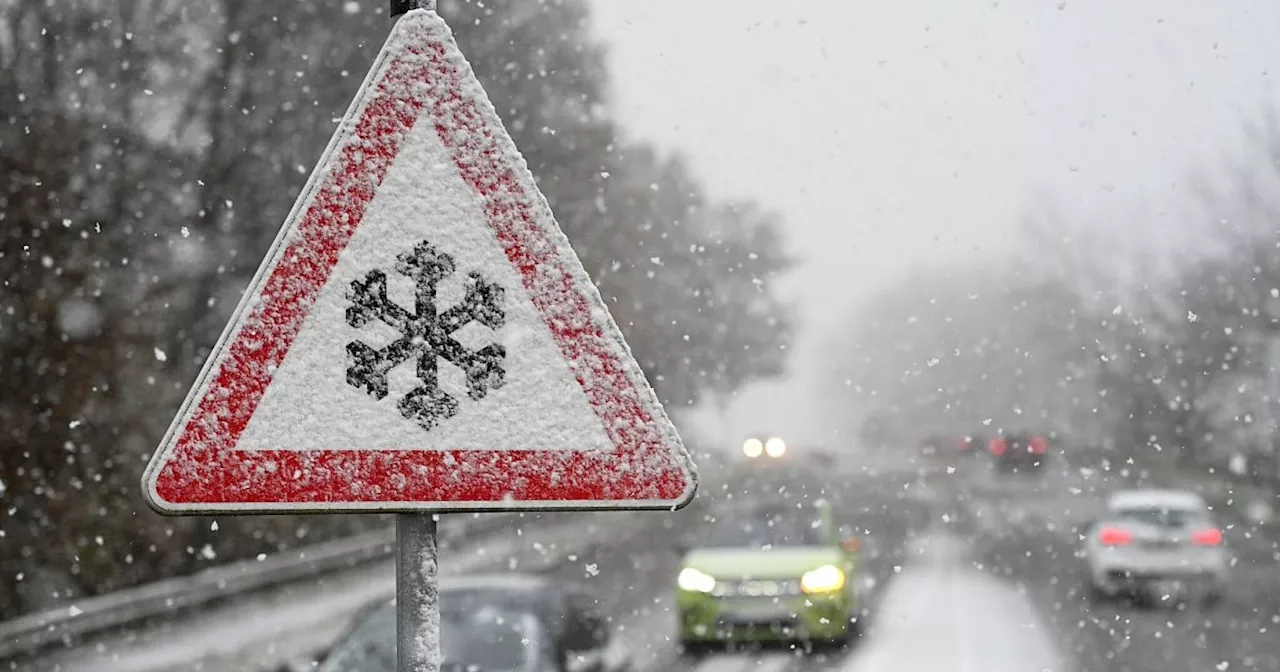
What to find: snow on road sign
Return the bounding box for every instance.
[141,9,696,514]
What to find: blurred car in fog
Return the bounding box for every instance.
[741,435,788,460]
[674,499,864,654]
[988,432,1049,473]
[917,434,944,458]
[298,574,631,672]
[734,435,839,483]
[919,434,982,459]
[1081,489,1228,608]
[960,433,986,456]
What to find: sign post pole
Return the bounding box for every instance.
[391,0,435,20]
[385,6,441,672]
[397,514,440,672]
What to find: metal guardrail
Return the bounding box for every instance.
[0,511,530,661]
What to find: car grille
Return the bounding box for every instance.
[710,579,801,598]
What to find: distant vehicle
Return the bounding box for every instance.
[988,432,1049,472]
[674,499,864,654]
[917,435,943,458]
[738,435,839,469]
[304,574,632,672]
[1082,489,1228,608]
[919,434,978,458]
[959,434,986,456]
[741,435,789,460]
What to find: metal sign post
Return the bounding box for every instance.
[397,514,440,672]
[385,3,441,667]
[391,0,436,19]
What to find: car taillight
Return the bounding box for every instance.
[989,438,1006,456]
[1029,436,1047,455]
[1098,527,1132,546]
[1191,528,1223,546]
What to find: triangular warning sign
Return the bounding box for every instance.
[141,9,697,514]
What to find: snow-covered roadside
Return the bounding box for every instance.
[37,512,653,672]
[840,533,1066,672]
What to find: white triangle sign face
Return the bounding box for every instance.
[142,9,697,514]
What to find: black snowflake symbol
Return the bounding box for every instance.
[345,239,507,431]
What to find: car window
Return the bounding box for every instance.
[318,603,546,672]
[705,510,827,548]
[318,604,396,672]
[1111,505,1209,529]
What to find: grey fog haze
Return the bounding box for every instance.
[589,0,1280,449]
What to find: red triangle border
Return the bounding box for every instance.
[144,13,695,513]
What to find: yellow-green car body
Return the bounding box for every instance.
[676,500,861,650]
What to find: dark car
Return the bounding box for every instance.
[919,434,970,459]
[960,434,986,457]
[304,574,632,672]
[989,432,1049,473]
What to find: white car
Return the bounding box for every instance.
[1082,489,1228,606]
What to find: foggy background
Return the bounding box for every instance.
[591,0,1280,447]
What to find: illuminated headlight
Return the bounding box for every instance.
[765,437,787,458]
[800,564,845,594]
[678,567,717,593]
[742,438,764,458]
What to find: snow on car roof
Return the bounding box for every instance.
[1106,489,1207,512]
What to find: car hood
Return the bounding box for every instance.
[682,547,844,578]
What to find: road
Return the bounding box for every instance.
[536,457,1064,672]
[25,450,1280,672]
[963,455,1280,672]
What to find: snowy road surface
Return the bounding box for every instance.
[23,452,1280,672]
[964,456,1280,672]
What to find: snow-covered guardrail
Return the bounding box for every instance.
[0,511,525,661]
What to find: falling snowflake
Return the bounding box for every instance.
[346,239,507,432]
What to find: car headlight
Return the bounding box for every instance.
[765,437,787,458]
[743,438,764,458]
[678,567,717,593]
[800,564,845,594]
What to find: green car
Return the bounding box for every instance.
[675,499,863,652]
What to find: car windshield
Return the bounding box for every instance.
[317,602,543,672]
[1112,505,1208,529]
[705,509,827,548]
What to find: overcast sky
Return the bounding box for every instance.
[587,0,1280,450]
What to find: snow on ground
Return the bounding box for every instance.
[840,532,1065,672]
